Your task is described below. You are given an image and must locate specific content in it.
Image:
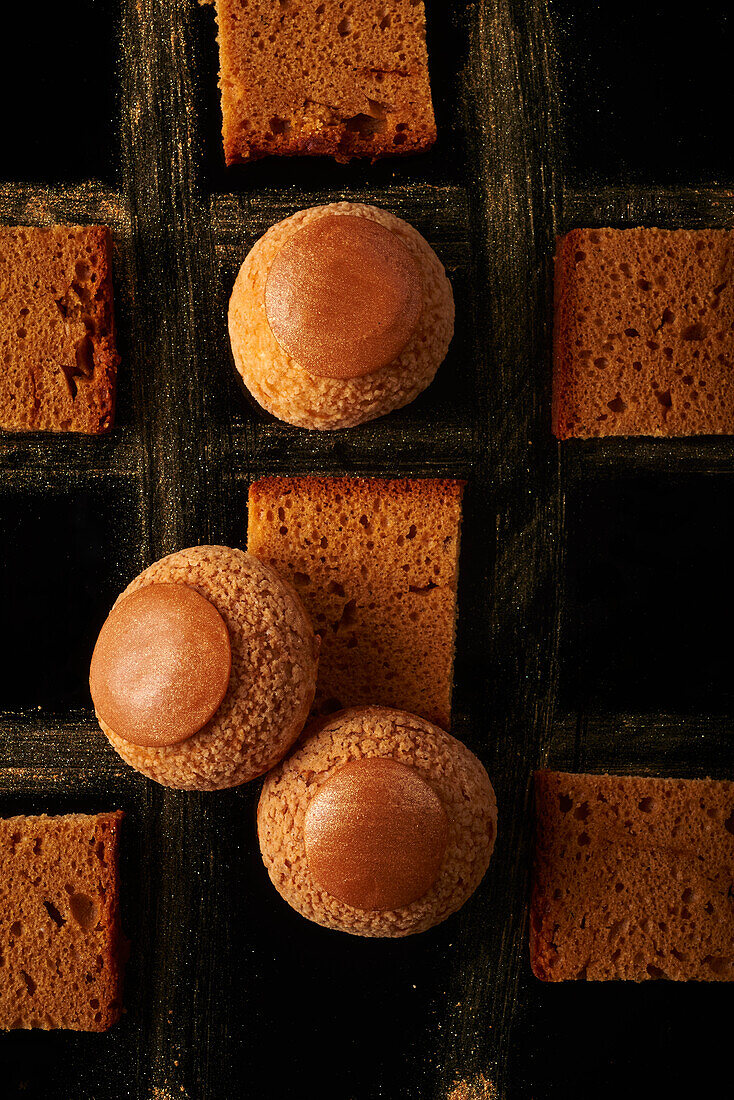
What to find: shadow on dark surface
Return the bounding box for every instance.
[510,967,731,1098]
[561,473,734,714]
[0,478,143,712]
[553,2,734,187]
[0,3,121,187]
[174,782,468,1100]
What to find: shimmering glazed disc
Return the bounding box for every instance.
[89,583,232,748]
[304,757,448,910]
[264,214,423,380]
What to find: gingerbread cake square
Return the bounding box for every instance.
[0,225,118,433]
[0,812,125,1030]
[552,227,734,438]
[247,476,463,729]
[215,0,437,164]
[531,771,734,982]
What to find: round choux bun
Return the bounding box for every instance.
[90,546,319,791]
[257,706,497,937]
[228,202,454,430]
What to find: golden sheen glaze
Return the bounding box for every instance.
[89,583,232,748]
[264,214,423,380]
[303,756,449,910]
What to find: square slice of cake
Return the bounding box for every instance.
[552,227,734,438]
[215,1,437,164]
[0,225,119,433]
[531,771,734,982]
[0,812,125,1030]
[247,476,463,728]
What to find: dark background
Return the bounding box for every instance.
[0,2,732,1099]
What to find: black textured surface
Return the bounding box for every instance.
[562,474,734,713]
[0,2,732,1099]
[0,478,142,711]
[0,3,121,186]
[555,1,734,186]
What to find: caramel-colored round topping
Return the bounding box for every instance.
[303,757,448,911]
[89,583,232,749]
[264,214,423,380]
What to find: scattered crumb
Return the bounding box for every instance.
[448,1074,498,1100]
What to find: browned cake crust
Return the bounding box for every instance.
[553,228,734,439]
[0,225,118,434]
[531,771,734,982]
[0,812,125,1030]
[215,0,436,164]
[247,476,463,729]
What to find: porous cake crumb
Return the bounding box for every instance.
[531,771,734,981]
[247,476,463,729]
[215,0,436,164]
[0,225,118,433]
[553,227,734,438]
[0,812,125,1030]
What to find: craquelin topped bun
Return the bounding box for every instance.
[90,546,319,791]
[258,706,496,936]
[228,202,454,430]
